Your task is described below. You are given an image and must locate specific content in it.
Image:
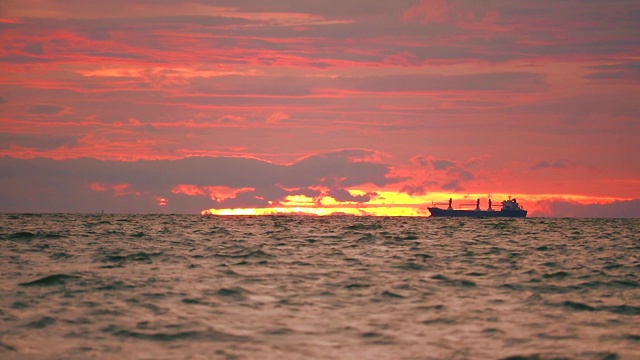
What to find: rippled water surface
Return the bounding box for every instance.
[1,214,639,359]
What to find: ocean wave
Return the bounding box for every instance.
[1,214,638,359]
[19,274,81,287]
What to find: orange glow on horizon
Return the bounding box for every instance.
[199,191,631,217]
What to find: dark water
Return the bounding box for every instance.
[1,214,639,359]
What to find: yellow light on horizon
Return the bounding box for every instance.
[199,190,632,217]
[201,205,429,217]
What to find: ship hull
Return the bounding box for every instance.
[428,208,527,218]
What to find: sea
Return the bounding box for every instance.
[0,214,638,360]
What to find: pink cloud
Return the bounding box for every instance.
[111,183,140,197]
[89,183,107,192]
[266,111,290,124]
[401,0,449,24]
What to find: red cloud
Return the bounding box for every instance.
[89,183,107,192]
[171,184,255,202]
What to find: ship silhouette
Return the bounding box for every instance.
[428,198,527,218]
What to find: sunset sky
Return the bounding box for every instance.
[1,0,639,217]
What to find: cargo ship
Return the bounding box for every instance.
[428,198,527,218]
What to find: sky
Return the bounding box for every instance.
[1,0,639,217]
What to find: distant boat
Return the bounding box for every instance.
[428,198,527,218]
